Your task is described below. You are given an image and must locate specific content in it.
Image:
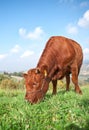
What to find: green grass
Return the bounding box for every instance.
[0,86,89,130]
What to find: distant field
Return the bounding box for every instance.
[0,85,89,130]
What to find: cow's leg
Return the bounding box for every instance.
[52,80,57,95]
[66,74,70,91]
[71,66,82,94]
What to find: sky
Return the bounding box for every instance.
[0,0,89,72]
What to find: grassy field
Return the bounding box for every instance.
[0,85,89,130]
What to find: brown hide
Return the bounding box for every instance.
[24,36,83,104]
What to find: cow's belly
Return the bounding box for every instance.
[52,66,71,80]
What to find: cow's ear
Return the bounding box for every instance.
[41,65,48,77]
[23,72,28,79]
[44,70,47,77]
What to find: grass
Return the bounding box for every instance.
[0,85,89,130]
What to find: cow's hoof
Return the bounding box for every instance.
[75,89,82,95]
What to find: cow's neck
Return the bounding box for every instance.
[37,52,56,77]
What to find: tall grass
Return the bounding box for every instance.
[0,85,89,130]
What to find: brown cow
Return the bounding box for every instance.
[24,36,83,104]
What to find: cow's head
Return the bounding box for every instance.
[23,66,49,104]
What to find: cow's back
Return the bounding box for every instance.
[49,36,83,65]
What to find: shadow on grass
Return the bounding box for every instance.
[65,120,89,130]
[65,123,88,130]
[65,123,82,130]
[46,88,74,98]
[45,89,66,99]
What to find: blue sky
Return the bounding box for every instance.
[0,0,89,72]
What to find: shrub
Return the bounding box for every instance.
[0,76,24,89]
[0,79,17,89]
[0,74,10,83]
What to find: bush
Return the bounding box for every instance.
[0,77,25,90]
[0,79,18,89]
[0,74,10,83]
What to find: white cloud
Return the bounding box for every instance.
[78,10,89,28]
[0,54,7,60]
[83,48,89,60]
[83,48,89,55]
[11,45,21,53]
[20,50,34,58]
[19,28,26,38]
[19,27,44,40]
[66,24,78,35]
